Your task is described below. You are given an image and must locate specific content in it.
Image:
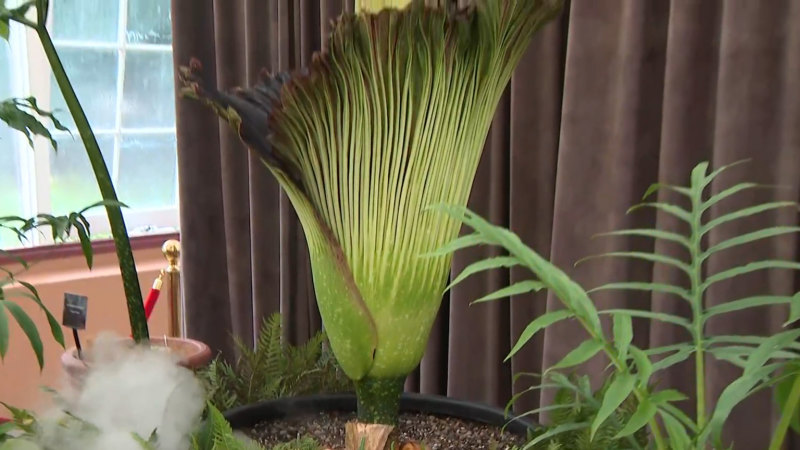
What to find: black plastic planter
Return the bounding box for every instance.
[224,393,537,437]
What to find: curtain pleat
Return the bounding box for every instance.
[171,0,800,445]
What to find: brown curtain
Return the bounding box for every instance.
[171,0,800,447]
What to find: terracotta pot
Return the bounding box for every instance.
[60,336,212,388]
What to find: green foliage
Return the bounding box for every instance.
[522,374,649,450]
[199,314,352,411]
[191,403,266,450]
[270,436,322,450]
[436,161,800,450]
[0,97,68,149]
[0,201,121,369]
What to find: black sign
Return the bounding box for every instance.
[62,293,88,330]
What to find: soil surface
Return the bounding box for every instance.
[247,411,527,449]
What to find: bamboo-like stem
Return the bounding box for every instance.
[32,12,149,341]
[769,372,800,450]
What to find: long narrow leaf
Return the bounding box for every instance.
[1,301,43,369]
[627,202,692,223]
[700,182,758,212]
[471,280,545,304]
[702,227,800,261]
[447,256,520,290]
[615,398,657,439]
[701,201,797,234]
[652,347,694,372]
[577,252,691,276]
[0,302,8,359]
[630,346,653,386]
[506,309,574,361]
[595,229,691,250]
[591,373,636,439]
[642,183,692,200]
[522,423,590,449]
[589,282,692,302]
[704,295,794,320]
[600,308,692,331]
[423,232,489,257]
[548,339,604,372]
[660,410,692,450]
[612,312,633,361]
[14,281,64,347]
[702,261,800,291]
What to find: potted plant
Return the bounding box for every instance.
[438,160,800,449]
[0,0,211,383]
[181,0,562,448]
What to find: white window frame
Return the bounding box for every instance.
[3,1,180,247]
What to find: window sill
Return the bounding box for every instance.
[1,232,180,265]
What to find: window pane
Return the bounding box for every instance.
[49,134,115,216]
[51,49,119,130]
[127,0,172,45]
[51,0,119,43]
[116,133,177,209]
[0,42,24,248]
[121,50,175,128]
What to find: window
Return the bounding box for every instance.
[0,0,179,248]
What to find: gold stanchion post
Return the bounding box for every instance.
[161,239,184,337]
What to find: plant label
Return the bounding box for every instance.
[62,293,88,330]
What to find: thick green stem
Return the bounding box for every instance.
[690,194,706,430]
[769,372,800,450]
[355,377,405,425]
[36,27,149,342]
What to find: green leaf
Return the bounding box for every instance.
[700,182,759,212]
[591,372,635,440]
[595,228,691,250]
[626,202,692,223]
[652,347,694,372]
[612,312,633,361]
[1,301,43,369]
[701,201,797,234]
[470,280,545,304]
[786,292,800,326]
[642,183,691,200]
[424,232,489,257]
[548,339,604,372]
[702,261,800,291]
[704,330,800,442]
[0,302,8,359]
[447,256,519,290]
[600,308,692,330]
[660,410,692,450]
[629,346,653,386]
[589,282,692,302]
[506,309,574,361]
[774,362,800,434]
[523,422,590,449]
[649,389,688,404]
[71,219,93,269]
[14,281,64,348]
[702,227,800,261]
[704,295,795,321]
[615,397,657,439]
[577,251,691,276]
[0,19,8,41]
[702,159,749,186]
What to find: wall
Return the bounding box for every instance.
[0,245,175,414]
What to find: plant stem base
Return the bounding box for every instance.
[355,377,405,425]
[345,422,394,450]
